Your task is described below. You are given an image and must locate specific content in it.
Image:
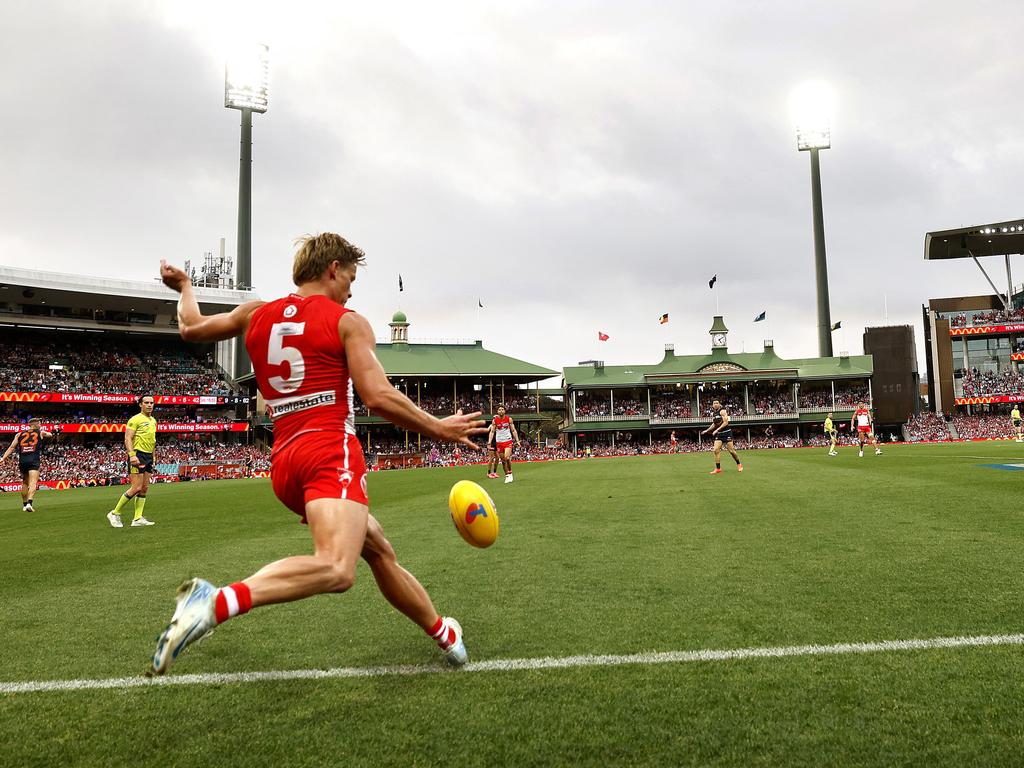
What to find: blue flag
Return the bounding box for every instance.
[754,311,766,322]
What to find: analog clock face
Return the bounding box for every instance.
[713,333,727,346]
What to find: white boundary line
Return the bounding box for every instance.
[3,632,1023,695]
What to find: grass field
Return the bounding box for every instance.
[4,442,1024,766]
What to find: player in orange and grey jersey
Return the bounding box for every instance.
[1,418,55,512]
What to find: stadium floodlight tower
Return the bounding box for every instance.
[791,81,836,358]
[225,42,269,378]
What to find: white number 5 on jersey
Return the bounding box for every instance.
[268,322,306,394]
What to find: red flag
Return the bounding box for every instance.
[598,331,609,341]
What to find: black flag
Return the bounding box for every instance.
[399,274,404,292]
[709,275,717,290]
[478,298,483,308]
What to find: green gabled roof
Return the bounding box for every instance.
[564,347,873,388]
[375,341,557,379]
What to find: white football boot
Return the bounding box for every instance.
[131,516,156,526]
[148,578,217,676]
[504,474,514,484]
[441,617,468,667]
[106,511,123,528]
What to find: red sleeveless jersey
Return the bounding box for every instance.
[493,415,512,442]
[245,293,356,452]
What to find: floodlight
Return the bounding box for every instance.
[225,43,269,113]
[790,81,835,151]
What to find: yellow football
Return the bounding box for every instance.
[448,480,499,548]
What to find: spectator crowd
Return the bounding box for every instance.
[949,308,1024,328]
[0,438,269,484]
[904,413,950,442]
[960,370,1024,397]
[0,335,234,396]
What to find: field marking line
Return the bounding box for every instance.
[3,632,1023,695]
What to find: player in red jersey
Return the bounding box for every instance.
[148,233,487,676]
[488,405,520,483]
[851,403,881,457]
[669,430,678,454]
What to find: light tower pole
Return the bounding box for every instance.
[792,82,835,357]
[225,43,269,378]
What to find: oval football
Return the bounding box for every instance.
[447,480,499,548]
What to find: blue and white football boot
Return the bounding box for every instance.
[148,578,217,676]
[442,617,468,667]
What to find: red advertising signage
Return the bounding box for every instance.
[0,392,246,405]
[949,323,1024,337]
[1011,353,1024,361]
[0,422,249,433]
[954,395,1024,405]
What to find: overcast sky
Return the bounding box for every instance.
[2,0,1022,379]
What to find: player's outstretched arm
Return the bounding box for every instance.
[160,260,264,343]
[341,312,488,448]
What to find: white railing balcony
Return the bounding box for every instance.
[572,413,649,423]
[740,412,797,421]
[649,415,704,425]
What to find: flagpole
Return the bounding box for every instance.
[715,283,720,314]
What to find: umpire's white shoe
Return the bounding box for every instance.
[441,617,468,667]
[148,578,217,676]
[106,511,123,528]
[131,516,155,527]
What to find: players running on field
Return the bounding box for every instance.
[1,418,55,512]
[150,233,487,676]
[487,404,520,483]
[851,403,882,457]
[107,395,158,528]
[824,412,838,456]
[701,399,742,474]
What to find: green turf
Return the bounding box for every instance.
[3,443,1024,766]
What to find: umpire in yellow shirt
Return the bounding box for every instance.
[824,412,838,456]
[106,395,157,528]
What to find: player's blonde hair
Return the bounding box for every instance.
[292,233,367,286]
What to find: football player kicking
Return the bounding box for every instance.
[150,233,487,676]
[701,399,742,474]
[851,403,882,457]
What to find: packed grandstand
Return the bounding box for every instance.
[3,306,1023,492]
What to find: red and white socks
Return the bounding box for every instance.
[214,582,253,624]
[428,616,458,651]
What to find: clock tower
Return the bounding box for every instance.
[710,315,729,350]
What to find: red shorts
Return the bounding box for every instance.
[271,431,368,523]
[857,426,872,433]
[497,440,513,453]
